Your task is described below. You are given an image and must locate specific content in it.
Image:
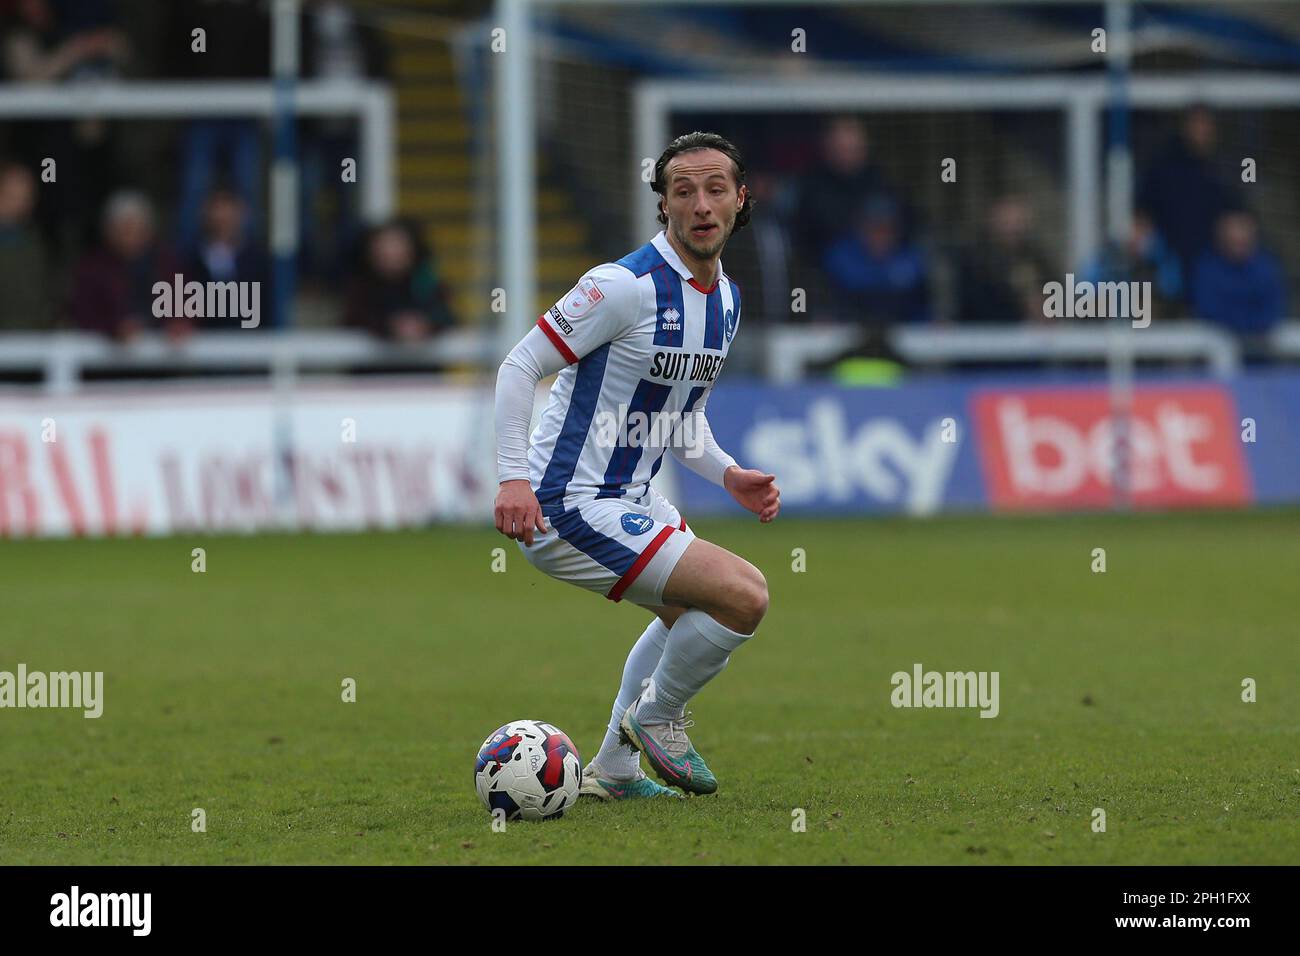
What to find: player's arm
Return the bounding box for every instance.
[494,325,567,545]
[672,403,780,523]
[670,405,735,485]
[494,265,640,544]
[532,262,640,362]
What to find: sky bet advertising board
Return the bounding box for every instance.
[673,372,1300,516]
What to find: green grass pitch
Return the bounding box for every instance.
[1,510,1296,865]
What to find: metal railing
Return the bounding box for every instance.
[0,80,396,222]
[0,330,489,394]
[3,321,1295,393]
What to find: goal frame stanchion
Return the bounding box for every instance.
[1104,0,1135,511]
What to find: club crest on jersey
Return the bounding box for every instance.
[724,307,737,342]
[620,513,655,536]
[660,307,681,332]
[561,277,604,319]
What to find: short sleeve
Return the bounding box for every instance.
[534,263,639,364]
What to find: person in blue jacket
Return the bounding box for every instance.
[1192,209,1287,336]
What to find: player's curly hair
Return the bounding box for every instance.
[651,132,754,234]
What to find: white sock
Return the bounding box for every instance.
[592,617,670,779]
[635,609,754,725]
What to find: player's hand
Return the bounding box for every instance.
[494,479,548,546]
[723,466,780,523]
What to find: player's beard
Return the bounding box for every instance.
[673,216,732,261]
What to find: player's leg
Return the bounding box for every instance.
[620,538,768,794]
[527,500,688,800]
[649,605,687,627]
[585,602,686,779]
[582,494,691,786]
[659,537,769,633]
[580,610,683,800]
[586,614,667,770]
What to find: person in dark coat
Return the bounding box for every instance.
[343,220,455,342]
[68,191,183,341]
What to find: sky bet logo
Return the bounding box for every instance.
[50,886,151,936]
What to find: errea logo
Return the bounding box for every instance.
[661,307,681,331]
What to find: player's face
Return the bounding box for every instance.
[661,149,746,261]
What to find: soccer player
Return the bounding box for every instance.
[494,132,780,800]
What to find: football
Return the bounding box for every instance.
[473,719,582,821]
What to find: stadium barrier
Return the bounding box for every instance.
[0,382,498,537]
[673,370,1300,517]
[2,368,1298,537]
[3,322,1295,391]
[0,331,493,394]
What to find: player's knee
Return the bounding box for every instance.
[729,566,768,634]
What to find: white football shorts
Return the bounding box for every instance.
[517,486,696,606]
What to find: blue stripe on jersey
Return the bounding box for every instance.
[648,384,707,481]
[651,265,685,348]
[727,274,741,324]
[703,284,724,350]
[537,342,611,516]
[615,241,663,277]
[550,508,638,576]
[596,377,673,499]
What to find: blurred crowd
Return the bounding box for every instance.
[0,0,455,341]
[0,0,1290,348]
[725,109,1288,341]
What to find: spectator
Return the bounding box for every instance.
[2,0,124,82]
[1192,209,1286,336]
[298,0,389,284]
[822,194,930,325]
[1082,210,1184,322]
[710,168,792,374]
[956,194,1054,323]
[791,116,895,274]
[68,191,183,341]
[1136,104,1239,292]
[0,161,50,329]
[343,220,455,342]
[166,0,270,253]
[185,188,269,323]
[2,0,128,258]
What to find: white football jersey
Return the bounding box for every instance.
[528,230,742,517]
